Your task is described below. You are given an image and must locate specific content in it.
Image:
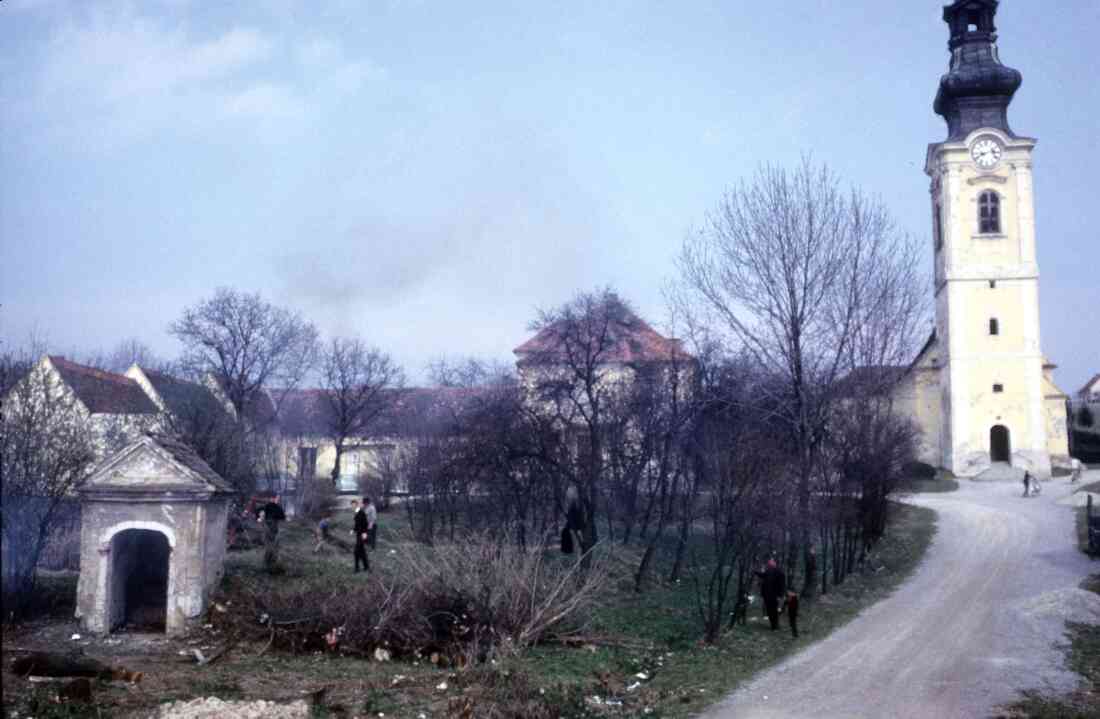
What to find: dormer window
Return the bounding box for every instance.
[979,191,1000,234]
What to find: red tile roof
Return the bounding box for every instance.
[513,307,692,366]
[48,356,158,415]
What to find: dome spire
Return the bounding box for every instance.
[933,0,1022,141]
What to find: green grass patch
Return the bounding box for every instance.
[997,575,1100,718]
[3,505,936,719]
[518,503,937,717]
[220,504,937,717]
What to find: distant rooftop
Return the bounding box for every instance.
[48,356,158,415]
[513,301,691,366]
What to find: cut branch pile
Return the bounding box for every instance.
[213,533,611,665]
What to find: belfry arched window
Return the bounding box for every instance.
[989,317,1000,335]
[979,191,1001,234]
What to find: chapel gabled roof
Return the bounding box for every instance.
[81,434,235,495]
[48,356,159,415]
[148,434,235,493]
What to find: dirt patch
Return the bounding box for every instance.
[152,697,309,719]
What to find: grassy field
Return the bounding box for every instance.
[2,503,936,718]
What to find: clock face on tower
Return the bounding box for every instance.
[971,137,1003,169]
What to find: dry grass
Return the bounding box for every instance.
[214,529,612,667]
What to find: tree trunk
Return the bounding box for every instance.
[331,440,344,486]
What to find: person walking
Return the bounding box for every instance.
[1022,471,1031,497]
[364,496,378,550]
[785,590,800,638]
[313,516,331,553]
[755,559,787,631]
[256,495,286,574]
[351,498,370,573]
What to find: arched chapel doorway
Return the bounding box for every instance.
[990,425,1011,464]
[108,529,170,632]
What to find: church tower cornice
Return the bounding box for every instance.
[933,0,1022,141]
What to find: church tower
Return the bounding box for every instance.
[925,0,1058,477]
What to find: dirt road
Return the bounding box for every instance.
[703,474,1100,719]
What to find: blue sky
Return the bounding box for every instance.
[1,0,1097,390]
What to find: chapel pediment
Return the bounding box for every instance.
[81,435,232,495]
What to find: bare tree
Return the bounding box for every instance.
[168,289,318,493]
[676,159,926,591]
[319,337,405,486]
[103,338,161,374]
[687,358,785,643]
[521,290,647,562]
[169,287,318,423]
[1,349,96,616]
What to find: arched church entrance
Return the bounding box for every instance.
[108,529,170,632]
[990,425,1011,464]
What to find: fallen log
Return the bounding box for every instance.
[10,652,143,683]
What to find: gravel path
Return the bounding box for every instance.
[703,472,1100,719]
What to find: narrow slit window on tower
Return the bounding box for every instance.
[979,191,1001,233]
[989,280,997,288]
[993,383,1004,393]
[989,318,1000,335]
[934,203,944,251]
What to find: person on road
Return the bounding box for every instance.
[1022,471,1031,497]
[755,559,787,631]
[351,498,370,572]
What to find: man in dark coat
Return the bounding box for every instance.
[351,498,370,572]
[755,559,787,631]
[256,495,287,574]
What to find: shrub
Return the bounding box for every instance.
[902,461,936,480]
[36,500,81,572]
[217,532,610,663]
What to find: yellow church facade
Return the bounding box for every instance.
[893,1,1069,479]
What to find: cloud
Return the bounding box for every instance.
[223,82,304,120]
[8,4,383,147]
[39,13,271,104]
